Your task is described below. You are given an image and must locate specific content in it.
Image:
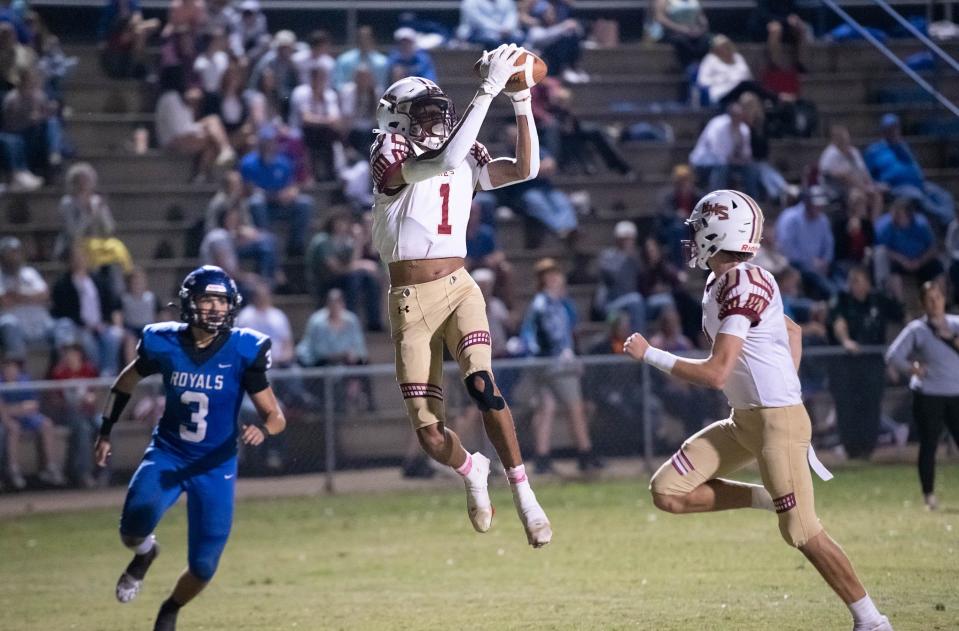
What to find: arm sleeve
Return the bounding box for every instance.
[716,267,774,336]
[370,132,412,196]
[242,338,272,394]
[477,95,541,191]
[133,334,162,377]
[401,92,495,184]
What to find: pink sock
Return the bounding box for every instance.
[506,464,528,485]
[454,452,473,476]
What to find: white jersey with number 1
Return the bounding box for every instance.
[702,261,802,409]
[370,132,491,264]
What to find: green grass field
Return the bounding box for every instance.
[1,463,956,630]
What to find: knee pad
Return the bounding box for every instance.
[464,371,505,412]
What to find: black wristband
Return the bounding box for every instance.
[254,421,271,438]
[100,388,131,437]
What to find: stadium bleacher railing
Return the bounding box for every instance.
[0,346,901,493]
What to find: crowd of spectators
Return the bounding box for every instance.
[4,0,959,491]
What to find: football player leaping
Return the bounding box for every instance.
[370,43,551,547]
[624,189,893,631]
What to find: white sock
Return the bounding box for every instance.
[455,451,485,487]
[131,534,156,556]
[750,485,775,511]
[506,465,541,514]
[848,594,882,625]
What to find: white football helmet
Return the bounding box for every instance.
[682,189,764,270]
[375,77,456,150]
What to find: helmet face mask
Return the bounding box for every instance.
[179,266,242,334]
[408,96,456,150]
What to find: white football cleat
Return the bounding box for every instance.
[854,615,893,631]
[515,500,552,548]
[115,572,143,603]
[464,452,493,533]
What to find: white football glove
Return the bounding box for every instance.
[479,43,524,97]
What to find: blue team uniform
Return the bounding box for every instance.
[120,322,272,581]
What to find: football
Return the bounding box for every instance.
[473,50,548,93]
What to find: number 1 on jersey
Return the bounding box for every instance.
[437,183,452,235]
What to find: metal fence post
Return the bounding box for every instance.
[641,361,653,474]
[323,370,336,494]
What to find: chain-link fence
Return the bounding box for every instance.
[0,347,914,492]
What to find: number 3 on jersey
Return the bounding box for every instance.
[180,390,208,443]
[437,183,452,235]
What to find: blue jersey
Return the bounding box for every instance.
[135,322,272,460]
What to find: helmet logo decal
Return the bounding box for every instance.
[700,201,729,220]
[204,283,227,293]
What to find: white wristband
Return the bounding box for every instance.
[644,347,678,374]
[511,98,532,115]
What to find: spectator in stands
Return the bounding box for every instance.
[828,265,903,459]
[205,169,249,230]
[0,127,42,190]
[199,199,279,289]
[521,258,602,474]
[3,67,63,175]
[0,237,62,360]
[97,0,160,79]
[465,202,514,309]
[652,0,710,69]
[523,0,588,84]
[697,34,771,108]
[530,77,633,177]
[235,0,270,62]
[50,246,124,376]
[193,28,229,111]
[120,266,157,363]
[948,218,959,305]
[638,235,700,342]
[249,30,300,121]
[207,0,240,54]
[655,163,701,267]
[865,113,955,227]
[213,59,252,147]
[290,65,343,182]
[387,27,436,83]
[819,124,884,218]
[154,64,236,182]
[458,0,523,49]
[235,281,294,369]
[295,288,373,412]
[832,188,875,279]
[776,185,835,300]
[688,103,761,199]
[0,21,32,98]
[294,29,335,85]
[305,212,382,331]
[885,280,959,511]
[240,124,313,255]
[56,162,120,263]
[159,23,198,71]
[332,25,388,90]
[339,63,380,155]
[738,92,793,202]
[162,0,208,40]
[594,220,645,333]
[874,196,944,301]
[48,343,100,488]
[338,145,373,214]
[0,356,65,489]
[752,0,807,45]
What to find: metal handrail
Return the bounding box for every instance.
[871,0,959,75]
[822,0,959,118]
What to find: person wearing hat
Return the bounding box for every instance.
[240,123,314,256]
[387,26,436,83]
[332,25,388,90]
[775,184,836,300]
[0,236,63,360]
[873,196,945,302]
[248,29,300,119]
[235,0,270,61]
[865,112,955,227]
[520,258,603,474]
[595,220,645,333]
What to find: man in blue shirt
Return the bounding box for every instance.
[775,185,836,299]
[865,113,955,227]
[875,197,944,299]
[240,125,314,255]
[387,27,437,83]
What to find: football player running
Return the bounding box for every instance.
[624,190,892,630]
[94,266,286,630]
[370,43,551,547]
